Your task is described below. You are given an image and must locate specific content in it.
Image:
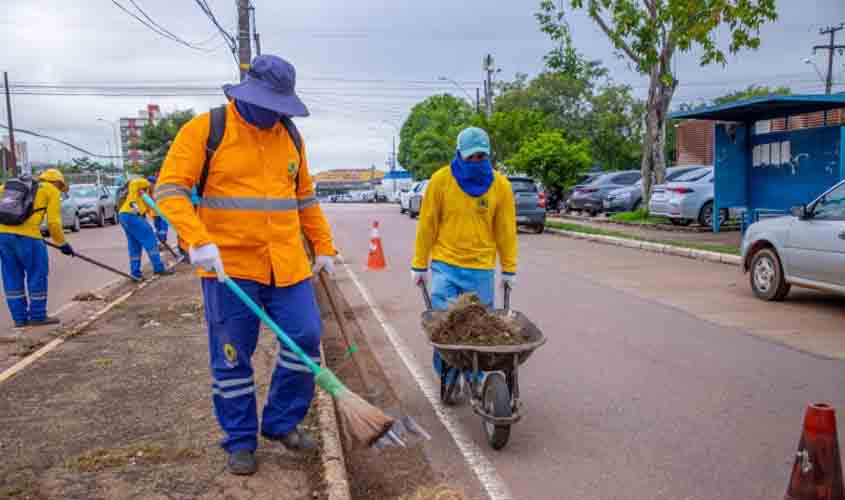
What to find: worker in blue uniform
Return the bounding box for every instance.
[0,169,75,331]
[146,176,169,244]
[118,177,171,280]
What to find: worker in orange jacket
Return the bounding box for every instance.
[156,55,336,476]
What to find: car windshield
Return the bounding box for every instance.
[510,179,537,192]
[69,186,98,198]
[674,168,711,182]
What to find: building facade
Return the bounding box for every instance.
[119,104,160,168]
[1,137,29,173]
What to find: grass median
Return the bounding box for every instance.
[546,221,740,256]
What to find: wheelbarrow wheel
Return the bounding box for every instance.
[482,372,511,450]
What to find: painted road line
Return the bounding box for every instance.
[338,254,514,500]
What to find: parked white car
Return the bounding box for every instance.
[408,180,429,218]
[648,167,728,229]
[742,180,845,301]
[400,182,422,214]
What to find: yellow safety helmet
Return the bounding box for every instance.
[39,168,68,192]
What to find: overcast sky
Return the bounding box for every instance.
[2,0,844,172]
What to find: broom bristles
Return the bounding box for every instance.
[335,389,395,446]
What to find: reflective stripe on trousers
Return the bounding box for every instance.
[201,276,322,453]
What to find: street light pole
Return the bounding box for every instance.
[438,76,476,107]
[98,118,122,174]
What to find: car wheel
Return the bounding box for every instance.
[400,206,406,214]
[109,210,118,225]
[631,200,642,212]
[535,224,545,234]
[670,218,691,226]
[750,248,791,301]
[96,209,105,227]
[698,201,728,229]
[71,214,81,232]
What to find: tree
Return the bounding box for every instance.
[712,84,791,106]
[473,109,550,166]
[137,109,195,176]
[508,130,592,191]
[587,84,645,171]
[564,0,778,202]
[398,95,475,178]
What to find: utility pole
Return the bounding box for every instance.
[476,87,480,114]
[237,0,252,81]
[391,135,396,172]
[250,2,261,56]
[483,54,495,118]
[4,72,17,177]
[814,23,845,95]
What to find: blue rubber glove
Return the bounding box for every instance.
[59,243,75,256]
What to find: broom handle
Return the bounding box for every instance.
[224,277,321,374]
[418,281,433,311]
[44,241,141,282]
[142,193,321,375]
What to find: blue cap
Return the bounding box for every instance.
[223,55,309,117]
[457,127,491,159]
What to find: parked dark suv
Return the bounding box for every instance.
[508,176,546,233]
[567,170,642,216]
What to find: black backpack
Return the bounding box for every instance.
[0,177,42,225]
[196,106,303,198]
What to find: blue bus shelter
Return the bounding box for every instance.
[670,95,845,232]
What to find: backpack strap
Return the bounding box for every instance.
[280,116,303,192]
[197,106,227,198]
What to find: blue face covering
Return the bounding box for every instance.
[450,151,494,197]
[235,99,281,129]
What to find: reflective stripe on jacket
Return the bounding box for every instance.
[120,178,152,214]
[0,182,66,245]
[412,166,518,274]
[156,102,335,286]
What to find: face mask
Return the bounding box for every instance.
[235,100,281,129]
[450,151,494,197]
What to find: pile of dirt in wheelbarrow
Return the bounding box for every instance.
[428,293,528,346]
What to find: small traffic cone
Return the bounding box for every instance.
[367,221,387,271]
[784,403,845,500]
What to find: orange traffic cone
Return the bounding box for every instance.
[784,403,845,500]
[367,221,387,270]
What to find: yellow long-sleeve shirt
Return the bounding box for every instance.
[412,166,518,274]
[0,182,66,245]
[119,178,151,214]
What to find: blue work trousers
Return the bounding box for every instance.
[153,217,168,243]
[429,260,495,384]
[202,277,322,454]
[0,234,49,325]
[118,213,165,278]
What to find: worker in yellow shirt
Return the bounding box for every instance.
[118,177,170,280]
[0,169,74,330]
[156,54,336,476]
[411,127,518,401]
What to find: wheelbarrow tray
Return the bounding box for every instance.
[421,310,545,372]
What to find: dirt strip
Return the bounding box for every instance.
[0,268,325,500]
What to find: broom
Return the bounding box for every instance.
[141,193,404,447]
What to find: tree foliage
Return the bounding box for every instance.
[398,95,475,179]
[564,0,778,202]
[508,131,592,190]
[137,109,196,176]
[712,84,791,106]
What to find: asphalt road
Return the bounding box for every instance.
[323,203,845,500]
[0,222,156,330]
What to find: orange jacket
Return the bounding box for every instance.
[155,102,335,286]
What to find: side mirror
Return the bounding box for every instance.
[791,205,809,219]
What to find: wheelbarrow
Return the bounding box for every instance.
[419,282,546,450]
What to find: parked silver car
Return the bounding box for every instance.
[568,170,642,215]
[604,166,707,214]
[741,180,845,301]
[648,167,727,228]
[68,183,118,227]
[400,182,422,214]
[40,191,82,235]
[408,180,429,218]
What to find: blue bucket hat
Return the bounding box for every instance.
[223,55,309,117]
[457,127,491,159]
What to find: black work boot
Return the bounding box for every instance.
[155,269,175,276]
[263,428,317,451]
[226,450,257,475]
[29,316,60,327]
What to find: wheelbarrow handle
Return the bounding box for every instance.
[419,280,433,311]
[503,281,511,312]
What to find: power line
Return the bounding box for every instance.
[0,123,119,159]
[126,0,217,51]
[194,0,238,65]
[110,0,215,52]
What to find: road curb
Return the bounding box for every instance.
[546,228,743,267]
[317,346,353,500]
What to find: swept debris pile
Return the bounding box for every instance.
[428,293,527,346]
